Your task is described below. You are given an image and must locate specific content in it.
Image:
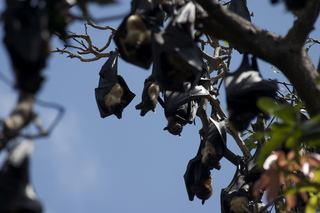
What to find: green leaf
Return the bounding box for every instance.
[222,40,229,46]
[305,193,320,213]
[243,134,258,151]
[257,97,299,125]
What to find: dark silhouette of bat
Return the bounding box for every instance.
[0,140,43,213]
[135,76,160,116]
[228,0,251,53]
[95,51,135,119]
[113,0,163,69]
[270,0,308,11]
[162,83,209,136]
[164,83,210,111]
[163,100,198,136]
[201,118,227,170]
[220,146,264,213]
[225,53,278,132]
[184,117,231,204]
[184,149,213,205]
[229,0,251,22]
[151,1,204,91]
[3,0,50,93]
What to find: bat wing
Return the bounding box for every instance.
[113,0,162,69]
[152,2,203,91]
[225,54,278,131]
[163,84,210,111]
[117,75,136,109]
[95,54,136,118]
[201,118,227,169]
[0,140,43,213]
[135,76,160,116]
[3,1,49,93]
[228,0,251,53]
[184,155,202,201]
[98,51,119,84]
[184,141,213,204]
[229,0,251,22]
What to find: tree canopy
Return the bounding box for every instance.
[0,0,320,212]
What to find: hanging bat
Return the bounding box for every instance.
[135,76,160,116]
[163,83,210,111]
[113,0,163,69]
[200,118,228,170]
[163,100,198,136]
[229,0,251,22]
[184,155,213,205]
[270,0,308,11]
[162,84,209,136]
[225,53,278,132]
[221,146,264,213]
[0,140,43,213]
[228,0,251,53]
[95,51,135,119]
[151,1,204,91]
[3,0,50,93]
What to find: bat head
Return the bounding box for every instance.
[163,116,183,136]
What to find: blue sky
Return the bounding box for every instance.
[0,1,319,213]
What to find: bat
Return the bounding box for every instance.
[228,0,251,53]
[183,118,228,204]
[3,0,50,93]
[224,53,278,132]
[163,100,198,136]
[163,83,210,111]
[270,0,307,11]
[135,76,160,116]
[95,51,136,119]
[184,154,213,205]
[220,146,264,213]
[151,1,204,91]
[113,0,163,69]
[0,140,43,213]
[201,118,227,170]
[162,84,207,136]
[229,0,251,22]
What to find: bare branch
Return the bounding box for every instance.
[0,91,34,149]
[227,125,252,158]
[52,22,117,62]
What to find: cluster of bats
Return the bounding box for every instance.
[92,0,309,211]
[93,0,283,211]
[0,0,307,212]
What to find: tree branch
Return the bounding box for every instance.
[0,91,34,149]
[195,0,320,117]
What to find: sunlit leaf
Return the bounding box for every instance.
[244,132,264,151]
[257,97,300,124]
[222,40,229,46]
[305,193,320,213]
